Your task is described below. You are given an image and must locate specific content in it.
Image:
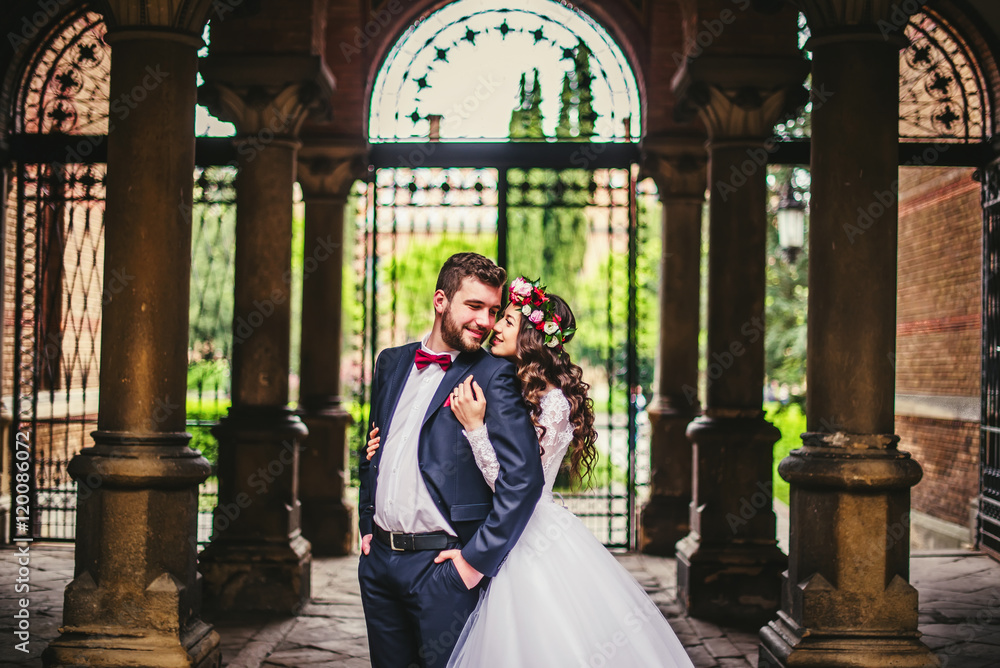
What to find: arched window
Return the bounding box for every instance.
[15,10,109,135]
[900,9,990,142]
[368,0,641,141]
[777,9,991,143]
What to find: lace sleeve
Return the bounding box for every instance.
[538,392,572,480]
[463,425,500,491]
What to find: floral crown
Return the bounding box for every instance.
[507,277,575,349]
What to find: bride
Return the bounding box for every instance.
[367,277,695,668]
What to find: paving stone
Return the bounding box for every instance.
[685,644,719,667]
[716,658,752,668]
[689,617,726,639]
[704,636,743,658]
[732,638,761,659]
[3,544,1000,667]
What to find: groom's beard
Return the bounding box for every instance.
[441,305,485,353]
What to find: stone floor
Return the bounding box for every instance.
[0,544,998,667]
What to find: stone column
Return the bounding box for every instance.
[759,3,939,665]
[42,3,221,665]
[639,137,706,555]
[296,141,366,556]
[196,58,333,613]
[672,59,807,627]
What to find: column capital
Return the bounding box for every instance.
[297,140,369,201]
[674,56,809,142]
[640,136,708,200]
[100,0,216,38]
[199,55,335,139]
[792,0,916,43]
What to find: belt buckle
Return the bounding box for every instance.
[389,531,406,551]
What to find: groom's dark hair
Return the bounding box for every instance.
[436,252,506,300]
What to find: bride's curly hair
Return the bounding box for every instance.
[513,294,598,485]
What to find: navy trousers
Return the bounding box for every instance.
[359,536,485,668]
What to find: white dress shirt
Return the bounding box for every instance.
[373,337,459,536]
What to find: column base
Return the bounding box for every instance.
[301,497,355,556]
[639,494,690,555]
[641,399,694,555]
[43,618,220,668]
[299,402,354,556]
[759,612,941,668]
[676,534,786,629]
[198,533,311,613]
[199,407,312,612]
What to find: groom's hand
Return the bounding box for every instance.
[361,533,372,555]
[434,549,483,589]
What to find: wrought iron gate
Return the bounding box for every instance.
[3,8,241,542]
[351,157,657,548]
[980,160,1000,558]
[4,157,238,542]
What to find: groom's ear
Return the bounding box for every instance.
[433,289,448,314]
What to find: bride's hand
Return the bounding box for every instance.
[450,376,486,432]
[434,549,484,589]
[365,425,380,461]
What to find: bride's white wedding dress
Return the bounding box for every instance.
[447,389,695,668]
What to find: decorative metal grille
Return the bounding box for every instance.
[6,10,234,542]
[8,163,105,540]
[351,165,656,548]
[900,9,987,142]
[980,161,1000,558]
[776,10,990,145]
[15,10,109,135]
[188,167,238,546]
[368,0,640,141]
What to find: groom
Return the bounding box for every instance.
[358,252,544,668]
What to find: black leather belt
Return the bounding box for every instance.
[374,524,451,552]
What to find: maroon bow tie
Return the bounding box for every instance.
[414,349,453,371]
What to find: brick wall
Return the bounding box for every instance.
[897,415,979,526]
[896,165,981,526]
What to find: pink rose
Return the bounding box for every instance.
[510,278,533,300]
[529,310,544,323]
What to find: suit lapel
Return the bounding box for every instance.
[421,348,482,427]
[380,342,419,434]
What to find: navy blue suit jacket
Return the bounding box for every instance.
[358,342,544,577]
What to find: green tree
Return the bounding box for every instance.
[509,69,545,140]
[387,234,497,343]
[574,40,597,138]
[764,165,808,393]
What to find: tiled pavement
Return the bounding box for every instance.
[1,544,998,667]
